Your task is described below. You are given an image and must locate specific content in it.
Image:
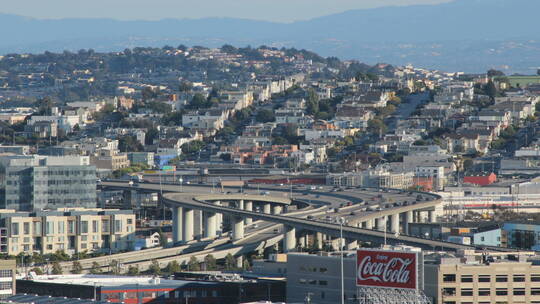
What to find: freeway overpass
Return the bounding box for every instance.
[102,181,469,251]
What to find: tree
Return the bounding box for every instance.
[118,135,144,152]
[148,101,172,114]
[179,81,193,92]
[31,267,44,275]
[128,265,140,276]
[463,158,474,172]
[225,253,236,271]
[71,261,83,274]
[109,260,121,274]
[181,140,206,155]
[204,254,217,271]
[187,93,212,109]
[487,69,505,77]
[485,80,498,100]
[255,109,275,123]
[158,229,168,247]
[51,261,63,274]
[187,256,200,271]
[90,262,102,274]
[149,260,161,275]
[367,118,387,136]
[165,261,180,274]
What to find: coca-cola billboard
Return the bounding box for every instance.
[356,249,418,290]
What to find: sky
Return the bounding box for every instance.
[2,0,451,22]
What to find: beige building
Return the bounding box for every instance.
[91,149,130,170]
[425,250,540,304]
[0,260,15,299]
[0,208,135,256]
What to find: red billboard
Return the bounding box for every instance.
[356,249,418,290]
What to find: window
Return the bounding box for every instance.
[461,275,473,283]
[531,288,540,295]
[514,275,525,282]
[531,274,540,282]
[478,275,490,282]
[443,274,456,282]
[496,275,508,282]
[33,222,42,235]
[102,220,110,233]
[115,220,122,233]
[496,289,508,296]
[443,288,456,296]
[481,237,485,241]
[11,223,19,236]
[478,288,490,296]
[81,221,88,234]
[92,220,98,233]
[45,222,54,235]
[461,289,473,296]
[57,222,64,234]
[67,221,75,234]
[319,280,327,286]
[513,288,525,296]
[23,223,30,235]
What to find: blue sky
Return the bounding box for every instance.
[3,0,451,22]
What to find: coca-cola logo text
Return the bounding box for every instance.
[356,250,417,289]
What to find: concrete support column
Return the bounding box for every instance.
[263,203,271,214]
[376,216,386,231]
[238,199,244,210]
[235,255,243,269]
[390,214,400,234]
[273,205,283,215]
[244,201,253,225]
[428,210,436,223]
[404,211,413,235]
[183,208,194,242]
[232,217,244,241]
[346,240,358,250]
[214,201,223,234]
[194,210,203,239]
[364,219,374,230]
[314,232,323,249]
[172,206,183,243]
[284,226,296,252]
[204,211,217,238]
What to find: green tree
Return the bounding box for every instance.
[71,261,83,274]
[51,261,63,274]
[51,250,70,262]
[109,260,121,274]
[90,262,102,274]
[128,265,140,276]
[187,93,212,109]
[181,140,206,155]
[149,260,161,275]
[165,261,180,274]
[367,118,387,136]
[148,101,172,114]
[187,256,200,271]
[225,253,236,271]
[179,81,193,92]
[118,135,144,152]
[485,80,498,100]
[255,109,275,123]
[31,267,44,275]
[204,254,217,271]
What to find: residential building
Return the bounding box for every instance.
[0,208,135,255]
[90,149,130,171]
[127,152,155,167]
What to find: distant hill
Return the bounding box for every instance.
[2,0,540,73]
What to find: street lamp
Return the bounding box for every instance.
[179,177,183,192]
[337,216,346,304]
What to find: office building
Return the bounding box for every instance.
[0,260,15,299]
[424,249,540,304]
[0,208,135,255]
[0,155,97,211]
